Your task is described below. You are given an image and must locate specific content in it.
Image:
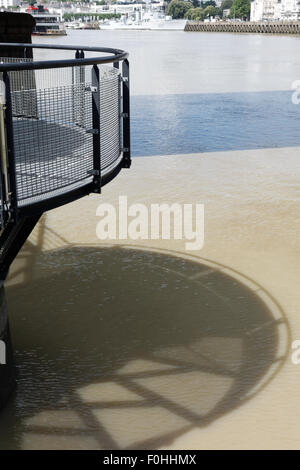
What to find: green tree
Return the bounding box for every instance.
[203,5,217,16]
[167,0,193,19]
[200,1,216,7]
[184,8,193,19]
[184,6,205,19]
[220,0,233,10]
[192,0,200,7]
[229,0,250,18]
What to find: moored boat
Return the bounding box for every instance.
[27,5,67,36]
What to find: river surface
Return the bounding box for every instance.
[33,30,300,156]
[0,30,298,449]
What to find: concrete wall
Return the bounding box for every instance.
[185,20,300,33]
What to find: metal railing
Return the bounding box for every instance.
[0,43,131,226]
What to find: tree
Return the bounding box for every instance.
[185,7,205,19]
[192,0,200,7]
[203,5,217,16]
[229,0,250,19]
[167,0,193,19]
[200,1,216,7]
[220,0,233,10]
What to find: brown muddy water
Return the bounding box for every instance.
[0,244,288,449]
[0,30,299,449]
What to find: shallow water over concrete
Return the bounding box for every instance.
[0,245,288,449]
[0,144,297,449]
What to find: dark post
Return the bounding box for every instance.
[0,11,35,411]
[73,50,85,127]
[91,64,101,193]
[0,13,35,58]
[122,59,131,168]
[3,72,18,223]
[0,13,37,118]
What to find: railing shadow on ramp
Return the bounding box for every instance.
[0,222,291,449]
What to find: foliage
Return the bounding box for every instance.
[185,3,219,19]
[203,5,217,16]
[199,1,216,7]
[185,7,204,20]
[220,0,233,10]
[167,0,193,19]
[229,0,250,18]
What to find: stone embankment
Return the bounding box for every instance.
[185,21,300,34]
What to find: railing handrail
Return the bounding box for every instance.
[0,43,128,72]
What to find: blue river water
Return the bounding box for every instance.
[131,90,300,156]
[33,30,300,157]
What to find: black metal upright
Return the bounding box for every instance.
[3,72,17,222]
[0,89,7,229]
[91,64,101,193]
[122,59,131,169]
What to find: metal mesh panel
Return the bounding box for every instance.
[0,57,37,118]
[12,82,93,201]
[2,63,122,205]
[100,68,121,170]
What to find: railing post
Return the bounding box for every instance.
[91,64,101,193]
[0,80,7,229]
[122,59,131,168]
[79,49,85,84]
[2,72,17,222]
[73,50,85,128]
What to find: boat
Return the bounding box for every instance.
[27,5,67,36]
[100,11,187,31]
[65,20,100,30]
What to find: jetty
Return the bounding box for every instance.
[185,21,300,34]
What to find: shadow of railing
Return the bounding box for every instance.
[0,238,290,449]
[6,215,70,288]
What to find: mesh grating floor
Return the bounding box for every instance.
[2,63,122,206]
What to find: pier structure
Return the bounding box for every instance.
[0,41,131,407]
[185,20,300,34]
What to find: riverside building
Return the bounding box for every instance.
[250,0,300,21]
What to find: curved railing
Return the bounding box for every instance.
[0,43,131,224]
[0,43,131,408]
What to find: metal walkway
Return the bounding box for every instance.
[0,43,131,280]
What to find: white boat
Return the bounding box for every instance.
[101,12,186,31]
[65,22,82,30]
[65,21,100,30]
[27,5,67,36]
